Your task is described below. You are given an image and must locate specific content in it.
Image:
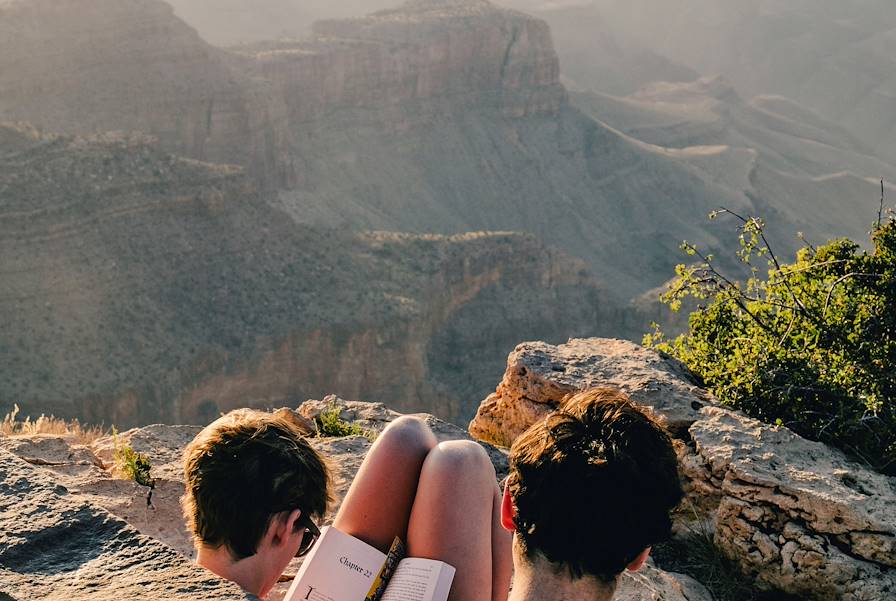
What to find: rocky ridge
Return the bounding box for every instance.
[470,338,896,601]
[1,0,849,304]
[2,342,891,600]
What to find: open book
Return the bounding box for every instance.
[284,526,456,601]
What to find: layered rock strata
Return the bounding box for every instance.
[0,124,607,426]
[0,0,266,171]
[470,338,896,601]
[243,0,565,124]
[0,0,564,187]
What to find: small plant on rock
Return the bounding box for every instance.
[113,429,155,505]
[315,405,376,440]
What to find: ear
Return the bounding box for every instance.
[500,480,516,532]
[268,508,302,548]
[625,547,651,572]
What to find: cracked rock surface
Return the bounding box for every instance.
[469,337,896,600]
[0,448,252,600]
[688,407,896,600]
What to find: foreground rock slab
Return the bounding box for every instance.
[687,407,896,600]
[0,448,251,601]
[0,396,708,601]
[617,561,713,601]
[470,337,896,601]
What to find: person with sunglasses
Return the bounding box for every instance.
[181,408,512,601]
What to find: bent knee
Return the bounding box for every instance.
[426,440,495,481]
[378,415,437,453]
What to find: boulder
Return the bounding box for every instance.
[688,407,896,600]
[469,338,712,447]
[469,337,896,601]
[0,448,251,600]
[300,395,509,478]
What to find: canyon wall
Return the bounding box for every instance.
[0,0,258,166]
[255,0,566,121]
[0,125,607,427]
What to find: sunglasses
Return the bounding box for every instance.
[295,511,321,557]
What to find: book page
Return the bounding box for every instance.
[379,558,456,601]
[284,526,387,601]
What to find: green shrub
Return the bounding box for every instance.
[113,431,155,488]
[646,209,896,474]
[315,405,375,440]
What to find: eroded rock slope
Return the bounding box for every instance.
[0,125,607,426]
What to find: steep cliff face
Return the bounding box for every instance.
[246,0,565,121]
[0,0,810,305]
[0,0,259,165]
[0,124,607,426]
[0,0,564,185]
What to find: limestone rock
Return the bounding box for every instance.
[469,338,712,447]
[0,435,105,488]
[616,561,713,601]
[470,337,896,601]
[0,398,716,601]
[688,407,896,600]
[0,448,251,600]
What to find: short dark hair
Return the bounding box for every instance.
[182,408,332,560]
[507,388,683,582]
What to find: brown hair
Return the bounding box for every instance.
[507,388,683,582]
[181,408,332,559]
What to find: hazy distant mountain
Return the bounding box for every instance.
[494,0,699,95]
[572,76,895,271]
[3,0,886,303]
[517,0,896,163]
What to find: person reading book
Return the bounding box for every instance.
[499,388,684,601]
[181,408,512,601]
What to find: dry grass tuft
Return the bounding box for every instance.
[1,404,108,445]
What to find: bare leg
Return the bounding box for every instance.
[333,416,437,552]
[406,441,513,601]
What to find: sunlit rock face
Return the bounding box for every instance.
[0,398,713,601]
